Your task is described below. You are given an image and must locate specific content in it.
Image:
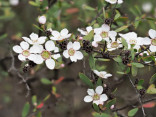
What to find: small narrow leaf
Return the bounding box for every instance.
[149,73,156,84]
[128,108,138,117]
[40,78,52,85]
[115,25,128,32]
[22,102,30,117]
[89,55,95,69]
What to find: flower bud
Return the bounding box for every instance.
[38,15,46,24]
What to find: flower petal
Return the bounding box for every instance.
[87,89,95,96]
[45,40,55,51]
[30,33,38,41]
[149,29,156,39]
[149,45,156,52]
[20,41,29,50]
[74,51,83,60]
[93,100,101,105]
[84,96,93,102]
[13,45,22,53]
[22,37,33,44]
[73,42,80,50]
[140,37,151,45]
[105,73,112,78]
[28,54,36,61]
[30,45,43,53]
[94,35,102,42]
[86,26,93,33]
[70,56,77,62]
[100,94,108,102]
[95,86,103,95]
[67,42,73,49]
[78,28,87,35]
[63,50,69,58]
[34,55,44,64]
[18,54,26,61]
[108,31,117,41]
[45,59,55,70]
[52,31,60,38]
[38,36,47,44]
[60,28,69,36]
[101,24,110,32]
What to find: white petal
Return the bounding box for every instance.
[87,89,95,96]
[95,86,103,95]
[30,45,43,53]
[74,51,83,60]
[92,41,99,47]
[139,37,151,45]
[101,24,110,32]
[78,28,87,35]
[105,73,112,78]
[149,45,156,52]
[93,100,101,105]
[38,36,47,44]
[13,45,22,53]
[45,40,55,51]
[52,31,60,38]
[108,31,117,41]
[94,28,102,35]
[60,28,69,36]
[73,42,80,50]
[94,35,102,42]
[100,94,108,102]
[67,42,73,49]
[62,34,71,39]
[86,26,93,33]
[63,50,69,58]
[34,55,44,64]
[70,56,77,62]
[28,54,36,61]
[93,70,99,75]
[149,29,156,39]
[22,37,33,44]
[84,96,93,102]
[30,33,38,41]
[18,54,26,61]
[118,0,123,4]
[20,41,29,50]
[45,59,55,70]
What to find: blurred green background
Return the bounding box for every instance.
[0,0,156,117]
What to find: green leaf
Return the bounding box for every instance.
[83,30,94,41]
[29,1,40,7]
[89,55,95,69]
[131,63,144,68]
[32,95,37,105]
[113,56,122,63]
[36,112,42,117]
[83,5,96,11]
[131,65,138,76]
[121,38,128,49]
[147,84,156,94]
[105,98,116,109]
[79,73,94,88]
[149,73,156,84]
[22,102,30,117]
[96,78,102,86]
[93,103,100,112]
[0,34,7,41]
[40,78,52,85]
[115,25,128,32]
[114,10,121,21]
[128,108,138,117]
[92,112,110,117]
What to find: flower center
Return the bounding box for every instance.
[111,41,119,48]
[129,39,137,44]
[32,40,38,43]
[68,48,75,56]
[151,39,156,46]
[100,32,108,38]
[41,50,51,59]
[93,93,100,100]
[22,50,30,57]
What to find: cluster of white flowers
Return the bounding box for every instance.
[13,29,84,70]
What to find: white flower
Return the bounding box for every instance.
[119,32,143,50]
[9,0,19,6]
[33,40,56,70]
[142,2,152,13]
[84,86,108,105]
[93,70,112,79]
[50,28,71,41]
[107,38,123,51]
[63,42,83,62]
[13,41,38,61]
[94,24,117,43]
[38,15,47,24]
[141,29,156,52]
[22,33,47,45]
[78,26,93,36]
[105,0,123,4]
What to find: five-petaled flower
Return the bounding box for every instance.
[107,38,123,51]
[93,70,112,79]
[63,42,83,62]
[84,86,108,105]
